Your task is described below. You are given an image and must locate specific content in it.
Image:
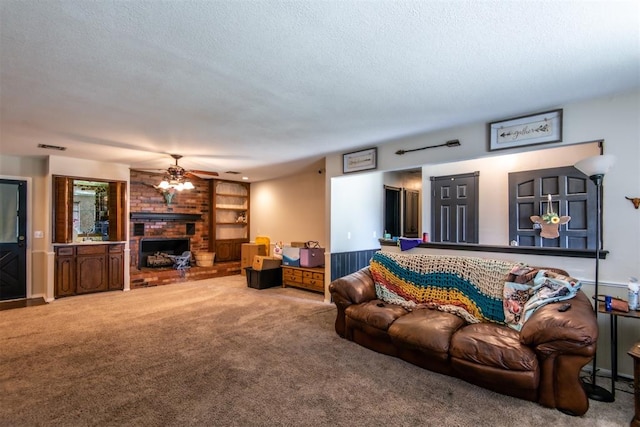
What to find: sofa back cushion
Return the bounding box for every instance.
[370,252,519,324]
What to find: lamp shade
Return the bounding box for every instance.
[574,154,616,177]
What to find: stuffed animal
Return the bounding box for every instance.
[273,241,283,259]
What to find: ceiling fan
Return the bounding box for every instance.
[133,154,219,191]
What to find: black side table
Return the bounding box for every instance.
[598,302,640,400]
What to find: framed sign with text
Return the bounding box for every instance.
[343,147,377,173]
[489,109,562,151]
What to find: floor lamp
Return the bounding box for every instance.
[574,153,616,403]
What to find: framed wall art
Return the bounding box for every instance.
[343,147,377,173]
[488,109,563,151]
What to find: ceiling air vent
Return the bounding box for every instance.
[38,144,67,151]
[225,171,241,175]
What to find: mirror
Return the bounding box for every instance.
[73,180,110,241]
[53,176,126,243]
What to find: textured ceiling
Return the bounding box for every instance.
[1,1,638,181]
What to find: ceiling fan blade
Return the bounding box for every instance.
[130,168,166,174]
[188,170,219,177]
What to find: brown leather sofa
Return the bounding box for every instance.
[329,265,598,416]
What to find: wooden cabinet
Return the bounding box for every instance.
[282,266,325,293]
[55,243,124,298]
[240,243,266,276]
[215,239,245,263]
[210,180,250,262]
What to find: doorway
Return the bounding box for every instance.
[0,179,27,300]
[384,186,401,237]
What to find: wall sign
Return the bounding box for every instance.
[489,109,563,151]
[343,147,377,173]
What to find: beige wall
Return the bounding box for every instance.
[0,155,131,301]
[250,159,327,252]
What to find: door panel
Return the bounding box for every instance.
[431,172,479,244]
[0,180,27,300]
[508,166,595,249]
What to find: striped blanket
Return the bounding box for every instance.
[370,251,520,324]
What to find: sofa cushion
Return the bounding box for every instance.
[345,300,408,331]
[450,323,538,371]
[388,308,466,357]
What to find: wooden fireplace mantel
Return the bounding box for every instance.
[130,212,202,222]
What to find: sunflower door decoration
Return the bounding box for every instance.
[530,194,571,239]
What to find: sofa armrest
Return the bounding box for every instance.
[520,291,598,355]
[329,267,376,305]
[328,267,376,338]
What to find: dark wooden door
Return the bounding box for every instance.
[384,186,401,237]
[0,179,27,300]
[430,172,479,243]
[508,166,595,248]
[403,189,420,238]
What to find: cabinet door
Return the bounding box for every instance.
[215,241,235,262]
[76,255,108,293]
[55,255,75,297]
[53,177,74,243]
[108,251,124,290]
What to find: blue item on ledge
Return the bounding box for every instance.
[399,238,422,251]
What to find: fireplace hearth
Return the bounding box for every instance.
[139,238,190,269]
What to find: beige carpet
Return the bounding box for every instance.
[0,276,633,426]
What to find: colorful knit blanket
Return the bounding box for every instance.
[370,251,520,324]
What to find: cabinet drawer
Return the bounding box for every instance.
[283,268,302,278]
[77,245,107,255]
[312,272,323,280]
[56,246,75,256]
[302,277,323,289]
[283,273,302,283]
[108,244,123,253]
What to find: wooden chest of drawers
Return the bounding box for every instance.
[281,266,324,293]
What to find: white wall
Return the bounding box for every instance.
[330,172,384,253]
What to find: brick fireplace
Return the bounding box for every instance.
[129,170,240,288]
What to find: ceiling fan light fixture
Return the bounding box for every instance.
[183,181,195,190]
[158,180,170,189]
